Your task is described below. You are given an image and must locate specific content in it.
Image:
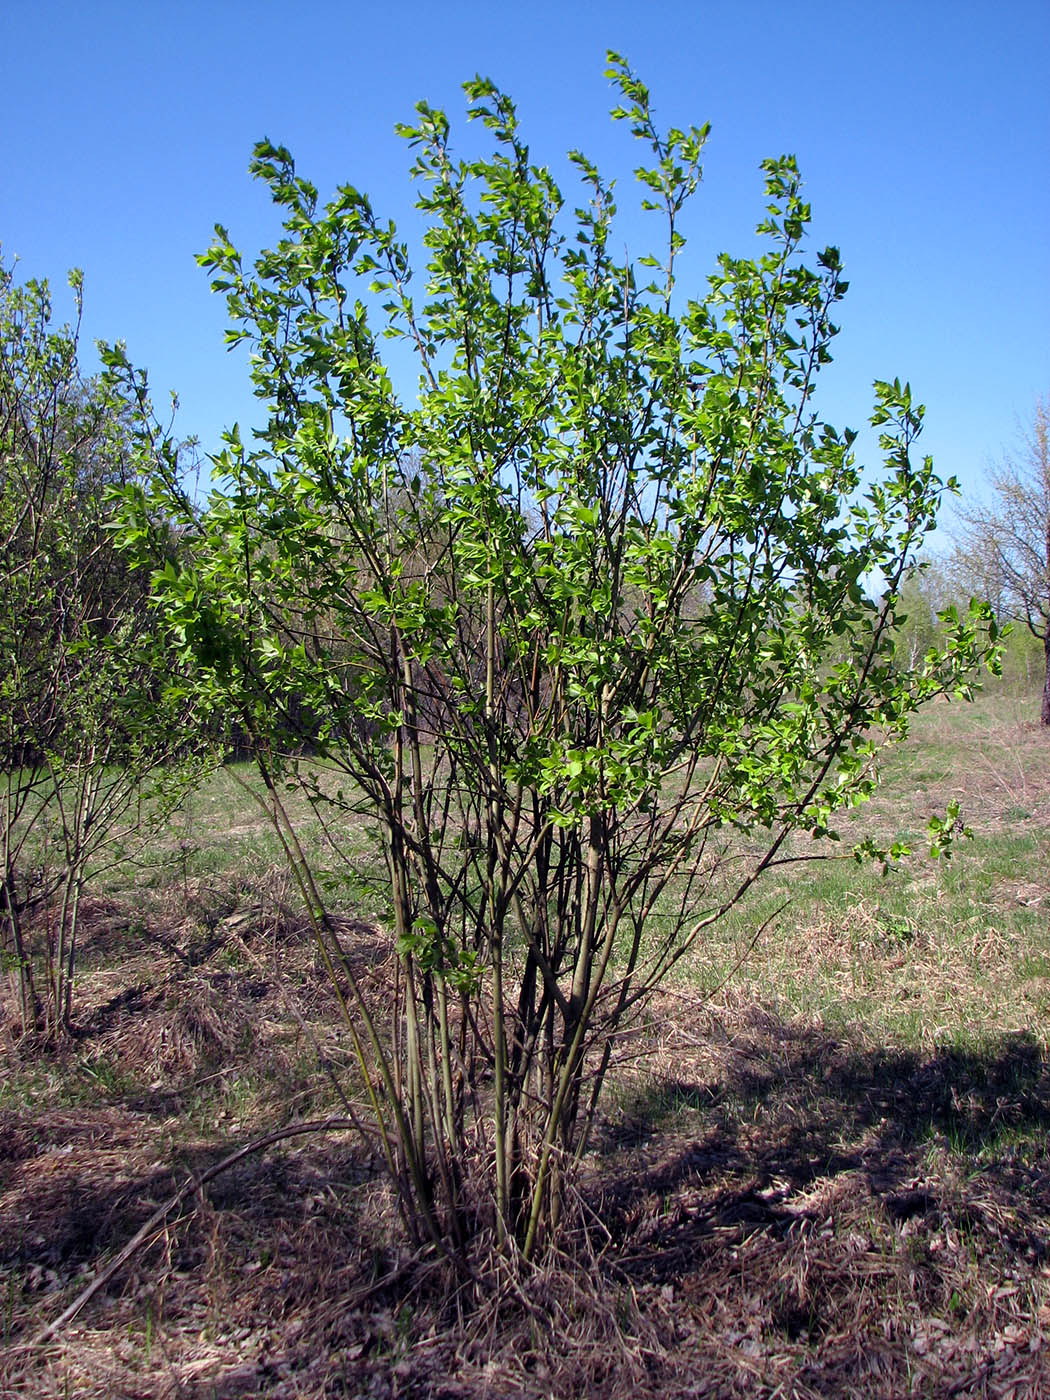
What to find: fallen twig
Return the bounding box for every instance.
[26,1116,360,1349]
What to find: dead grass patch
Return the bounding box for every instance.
[1,964,1048,1398]
[2,693,1049,1396]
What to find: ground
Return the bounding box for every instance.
[1,691,1048,1398]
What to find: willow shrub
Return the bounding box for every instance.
[0,258,202,1039]
[111,57,995,1265]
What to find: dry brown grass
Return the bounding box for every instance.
[1,691,1049,1397]
[2,948,1048,1397]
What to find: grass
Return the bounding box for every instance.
[687,691,1050,1053]
[1,683,1049,1397]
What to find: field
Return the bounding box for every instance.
[2,688,1049,1398]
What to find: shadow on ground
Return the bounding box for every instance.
[595,1010,1049,1259]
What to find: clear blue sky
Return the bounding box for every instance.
[2,0,1047,532]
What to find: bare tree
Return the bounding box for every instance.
[956,395,1050,724]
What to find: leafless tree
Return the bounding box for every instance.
[955,395,1050,724]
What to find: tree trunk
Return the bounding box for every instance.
[1042,632,1050,726]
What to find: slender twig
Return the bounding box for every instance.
[26,1117,360,1350]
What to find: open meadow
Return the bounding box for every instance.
[2,685,1049,1399]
